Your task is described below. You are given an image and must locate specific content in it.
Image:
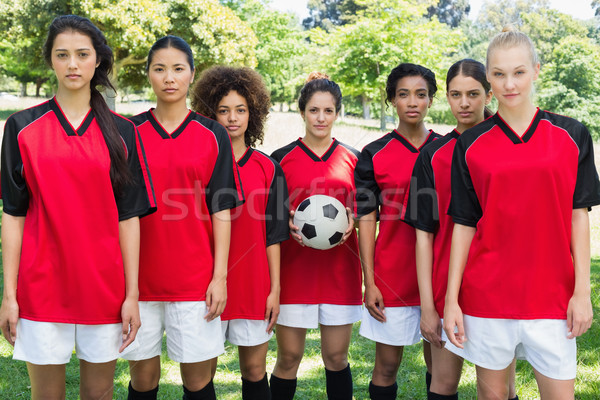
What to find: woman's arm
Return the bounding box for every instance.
[205,209,231,322]
[118,216,141,352]
[567,207,593,338]
[443,223,475,349]
[416,229,442,348]
[265,243,281,333]
[0,214,25,346]
[359,211,386,322]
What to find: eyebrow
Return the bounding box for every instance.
[54,48,92,52]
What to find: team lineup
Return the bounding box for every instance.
[0,13,599,400]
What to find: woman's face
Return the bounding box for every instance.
[147,47,194,105]
[486,44,540,111]
[51,31,99,94]
[216,90,249,141]
[301,91,338,141]
[447,74,492,130]
[392,75,432,125]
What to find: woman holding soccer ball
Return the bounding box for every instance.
[191,65,289,400]
[354,63,440,399]
[270,72,362,399]
[444,27,600,399]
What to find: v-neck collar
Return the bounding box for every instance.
[448,129,460,139]
[50,97,94,137]
[392,129,436,153]
[297,138,339,162]
[237,147,253,167]
[494,108,542,144]
[147,109,194,139]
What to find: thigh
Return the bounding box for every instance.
[79,359,116,400]
[238,342,269,379]
[533,367,574,400]
[180,360,214,392]
[430,345,463,393]
[320,323,353,370]
[27,363,66,400]
[461,315,519,370]
[475,364,511,400]
[129,356,161,392]
[275,324,308,358]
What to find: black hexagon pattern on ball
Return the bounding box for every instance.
[328,231,343,245]
[302,223,317,239]
[322,204,339,219]
[297,198,311,212]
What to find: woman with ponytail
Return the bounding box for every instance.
[0,14,155,399]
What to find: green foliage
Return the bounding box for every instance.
[302,0,365,31]
[426,0,470,28]
[476,0,550,34]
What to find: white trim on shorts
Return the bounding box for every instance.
[221,319,273,346]
[13,319,125,364]
[444,315,577,380]
[359,306,421,346]
[122,301,224,363]
[277,304,362,329]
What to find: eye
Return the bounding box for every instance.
[218,109,228,114]
[79,52,89,58]
[494,72,503,77]
[56,53,67,58]
[450,92,460,98]
[175,67,185,72]
[153,67,164,72]
[469,92,480,98]
[515,70,525,75]
[397,92,408,98]
[237,108,246,113]
[418,93,427,98]
[309,108,318,113]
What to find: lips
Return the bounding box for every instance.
[164,88,177,93]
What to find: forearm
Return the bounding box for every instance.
[445,223,476,304]
[266,243,281,295]
[211,209,231,281]
[119,217,140,300]
[358,212,377,287]
[416,229,435,310]
[571,208,591,296]
[1,214,25,300]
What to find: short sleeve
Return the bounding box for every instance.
[448,137,482,227]
[354,148,380,218]
[115,120,157,220]
[1,116,29,216]
[404,151,438,232]
[572,124,600,210]
[265,161,290,246]
[206,128,244,214]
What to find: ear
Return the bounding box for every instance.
[533,62,540,81]
[428,97,433,108]
[485,90,493,105]
[190,68,195,84]
[300,110,305,120]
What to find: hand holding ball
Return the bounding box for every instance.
[292,195,349,250]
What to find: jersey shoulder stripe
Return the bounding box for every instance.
[271,140,299,163]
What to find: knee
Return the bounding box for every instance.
[130,366,160,392]
[373,358,400,381]
[431,375,460,396]
[276,347,304,371]
[477,380,508,400]
[322,350,348,371]
[81,384,113,400]
[240,360,267,382]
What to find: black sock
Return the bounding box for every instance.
[242,373,271,400]
[182,380,216,400]
[270,374,297,400]
[509,396,519,400]
[426,371,432,393]
[428,391,458,400]
[325,364,353,400]
[128,382,159,400]
[368,381,398,400]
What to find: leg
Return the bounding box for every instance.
[272,325,307,379]
[180,360,214,391]
[79,359,117,400]
[321,324,354,400]
[27,363,66,400]
[533,367,574,400]
[429,345,463,396]
[209,357,218,380]
[423,340,433,393]
[239,343,270,400]
[128,357,161,392]
[475,365,510,400]
[372,342,403,387]
[507,358,518,399]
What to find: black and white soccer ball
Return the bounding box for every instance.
[293,194,348,250]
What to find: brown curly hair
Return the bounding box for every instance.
[191,66,271,148]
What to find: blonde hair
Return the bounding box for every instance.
[486,25,539,69]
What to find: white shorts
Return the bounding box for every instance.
[359,306,421,346]
[221,319,273,346]
[122,301,224,363]
[444,315,577,380]
[277,304,362,329]
[13,319,125,364]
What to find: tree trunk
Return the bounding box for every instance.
[35,77,47,97]
[361,94,371,120]
[379,88,386,131]
[20,82,27,97]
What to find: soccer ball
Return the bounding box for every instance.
[293,194,349,250]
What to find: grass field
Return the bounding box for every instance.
[0,98,599,398]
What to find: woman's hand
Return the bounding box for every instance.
[0,297,19,346]
[338,207,355,246]
[566,292,593,338]
[443,301,466,349]
[265,291,280,333]
[364,284,386,322]
[205,278,227,322]
[288,209,304,246]
[119,296,141,352]
[420,307,443,349]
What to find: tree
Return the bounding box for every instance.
[302,0,365,30]
[426,0,470,28]
[475,0,549,33]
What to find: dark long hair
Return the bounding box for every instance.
[385,63,437,105]
[446,59,493,119]
[146,35,194,73]
[43,15,131,194]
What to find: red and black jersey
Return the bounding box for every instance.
[271,138,362,305]
[449,110,600,319]
[131,109,243,301]
[1,98,156,324]
[355,130,440,307]
[404,130,460,316]
[222,147,289,320]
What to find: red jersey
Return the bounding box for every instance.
[271,139,362,305]
[1,98,156,324]
[131,110,243,301]
[222,148,289,320]
[449,110,600,319]
[404,130,460,316]
[355,130,440,307]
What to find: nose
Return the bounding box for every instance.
[460,94,469,108]
[68,55,77,69]
[504,75,515,90]
[165,70,175,83]
[408,94,418,107]
[316,110,325,121]
[228,111,237,122]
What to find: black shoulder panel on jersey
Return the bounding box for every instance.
[271,140,300,163]
[338,141,361,158]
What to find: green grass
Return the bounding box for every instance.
[1,214,600,399]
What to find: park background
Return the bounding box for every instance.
[0,0,599,398]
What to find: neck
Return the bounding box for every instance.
[455,120,481,134]
[153,98,189,126]
[302,133,333,156]
[497,103,537,127]
[397,120,429,140]
[231,135,248,161]
[55,86,92,116]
